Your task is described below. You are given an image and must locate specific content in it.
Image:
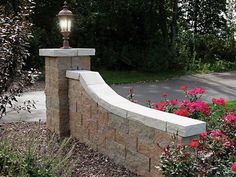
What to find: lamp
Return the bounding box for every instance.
[58,1,73,49]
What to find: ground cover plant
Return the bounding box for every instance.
[0,124,76,177]
[150,85,236,176]
[0,122,139,177]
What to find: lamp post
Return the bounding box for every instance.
[58,1,73,49]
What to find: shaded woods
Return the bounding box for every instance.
[2,0,236,72]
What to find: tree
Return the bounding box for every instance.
[0,0,38,117]
[15,0,235,73]
[177,0,233,68]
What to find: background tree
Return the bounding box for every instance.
[0,0,38,117]
[5,0,235,74]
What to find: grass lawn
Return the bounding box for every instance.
[98,70,184,84]
[226,100,236,110]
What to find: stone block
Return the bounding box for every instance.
[106,140,126,164]
[90,101,98,119]
[105,127,116,140]
[126,149,150,173]
[50,109,69,136]
[97,111,109,129]
[96,131,106,148]
[108,113,129,134]
[154,130,174,149]
[69,100,77,112]
[98,96,128,118]
[82,112,90,128]
[57,58,72,69]
[82,92,92,107]
[47,97,68,110]
[70,112,82,126]
[68,85,82,100]
[39,48,95,57]
[115,131,138,151]
[88,120,98,139]
[71,124,83,141]
[46,110,53,130]
[79,71,105,86]
[76,56,91,70]
[82,129,90,142]
[129,120,156,141]
[135,130,169,158]
[138,139,157,157]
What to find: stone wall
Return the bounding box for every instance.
[40,48,206,177]
[66,70,206,177]
[40,48,94,136]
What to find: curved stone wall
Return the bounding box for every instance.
[66,70,206,177]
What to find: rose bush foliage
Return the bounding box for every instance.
[152,85,236,176]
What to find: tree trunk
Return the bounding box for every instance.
[158,0,168,47]
[192,0,199,65]
[171,0,178,56]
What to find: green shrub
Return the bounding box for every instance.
[153,86,236,176]
[0,132,76,177]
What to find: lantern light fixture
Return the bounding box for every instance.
[58,1,73,49]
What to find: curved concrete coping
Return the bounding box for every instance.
[66,70,206,137]
[39,48,95,57]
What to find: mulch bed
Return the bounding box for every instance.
[14,81,139,176]
[0,122,139,177]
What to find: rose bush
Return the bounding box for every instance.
[153,85,236,176]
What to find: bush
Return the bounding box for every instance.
[0,0,40,118]
[0,130,76,177]
[153,85,236,176]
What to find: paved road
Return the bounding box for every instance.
[1,91,46,123]
[1,71,236,123]
[111,71,236,106]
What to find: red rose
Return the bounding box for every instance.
[188,100,210,116]
[199,131,208,140]
[180,84,187,91]
[190,140,198,148]
[162,92,168,97]
[232,162,236,171]
[175,109,189,117]
[212,97,226,106]
[171,99,178,106]
[223,141,231,147]
[158,102,165,111]
[179,100,189,107]
[224,114,236,123]
[188,87,205,96]
[153,102,159,109]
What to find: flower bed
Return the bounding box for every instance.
[150,85,236,176]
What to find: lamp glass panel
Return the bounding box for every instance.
[67,20,71,32]
[59,17,68,32]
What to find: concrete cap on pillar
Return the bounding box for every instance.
[39,48,95,57]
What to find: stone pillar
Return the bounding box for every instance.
[39,48,95,136]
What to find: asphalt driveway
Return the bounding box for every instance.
[1,71,236,123]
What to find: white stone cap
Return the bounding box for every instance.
[66,70,206,138]
[39,48,95,57]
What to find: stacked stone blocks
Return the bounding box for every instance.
[68,79,176,176]
[40,49,205,177]
[45,55,90,136]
